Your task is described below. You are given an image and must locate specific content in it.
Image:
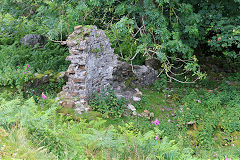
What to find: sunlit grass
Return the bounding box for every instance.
[0,125,56,160]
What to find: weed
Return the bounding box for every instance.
[89,87,126,118]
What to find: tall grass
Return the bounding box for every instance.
[0,125,56,159]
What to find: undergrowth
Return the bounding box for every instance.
[142,72,240,159]
[0,91,196,159]
[0,125,56,159]
[89,87,126,118]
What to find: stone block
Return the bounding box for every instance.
[73,78,85,83]
[67,40,77,47]
[76,85,86,90]
[82,71,87,76]
[79,65,85,70]
[66,68,75,74]
[70,59,86,65]
[70,50,80,55]
[74,25,82,31]
[79,95,86,99]
[20,34,46,46]
[69,34,76,39]
[69,92,78,97]
[68,91,84,97]
[66,55,86,62]
[76,45,87,51]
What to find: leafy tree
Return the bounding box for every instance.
[0,0,239,84]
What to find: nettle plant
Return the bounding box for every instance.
[88,87,126,118]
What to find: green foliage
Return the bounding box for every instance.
[0,0,211,82]
[0,13,37,44]
[1,0,239,83]
[0,65,29,89]
[195,0,240,58]
[154,74,168,92]
[24,76,66,101]
[0,10,69,89]
[0,95,66,155]
[79,123,195,159]
[0,42,69,72]
[89,88,126,118]
[0,41,69,88]
[0,92,196,159]
[172,77,240,150]
[106,16,140,63]
[0,43,68,88]
[0,125,56,159]
[129,77,240,159]
[135,94,151,110]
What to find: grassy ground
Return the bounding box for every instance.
[0,70,240,159]
[0,125,56,159]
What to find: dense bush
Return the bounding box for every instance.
[2,0,239,83]
[1,0,239,84]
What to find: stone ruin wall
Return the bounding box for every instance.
[57,25,157,114]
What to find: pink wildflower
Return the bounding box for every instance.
[24,72,26,74]
[42,92,47,99]
[155,135,159,140]
[27,64,30,69]
[225,156,231,160]
[154,119,160,125]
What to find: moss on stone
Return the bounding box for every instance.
[44,70,53,75]
[53,72,63,80]
[71,34,84,41]
[35,74,44,79]
[69,30,85,41]
[49,78,55,82]
[69,25,94,45]
[83,25,94,29]
[59,107,102,121]
[77,111,102,121]
[124,76,136,88]
[90,48,100,53]
[100,45,104,52]
[90,48,100,58]
[59,107,75,116]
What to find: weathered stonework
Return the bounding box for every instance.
[57,25,157,114]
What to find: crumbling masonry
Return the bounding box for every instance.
[57,25,157,114]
